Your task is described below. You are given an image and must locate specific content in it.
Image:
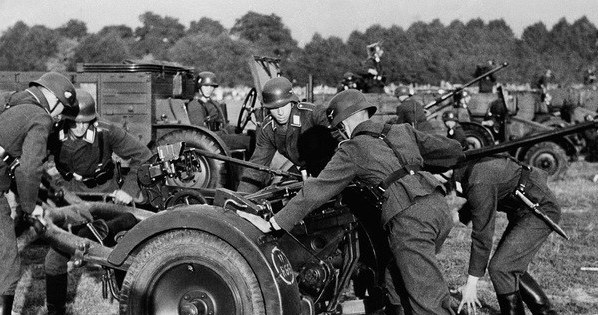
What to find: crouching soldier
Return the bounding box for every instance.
[44,89,152,314]
[453,155,561,315]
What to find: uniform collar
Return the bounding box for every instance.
[350,120,378,139]
[61,122,97,143]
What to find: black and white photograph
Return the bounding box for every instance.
[0,1,597,314]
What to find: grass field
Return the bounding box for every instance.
[11,161,598,315]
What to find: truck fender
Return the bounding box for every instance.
[108,205,302,314]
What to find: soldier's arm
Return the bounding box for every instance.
[237,125,277,193]
[107,124,153,197]
[273,143,359,231]
[15,114,53,214]
[465,183,498,278]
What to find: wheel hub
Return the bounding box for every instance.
[179,290,215,315]
[149,262,238,314]
[535,152,557,172]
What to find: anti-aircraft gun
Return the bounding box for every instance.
[22,118,598,315]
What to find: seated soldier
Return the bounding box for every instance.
[44,89,152,315]
[442,110,468,149]
[187,71,228,131]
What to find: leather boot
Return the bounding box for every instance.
[46,273,68,315]
[0,295,14,315]
[497,291,525,315]
[519,272,558,315]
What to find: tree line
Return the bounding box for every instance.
[0,11,596,87]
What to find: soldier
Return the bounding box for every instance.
[453,155,561,315]
[44,89,151,314]
[442,110,468,149]
[0,72,83,314]
[187,71,227,131]
[362,42,386,93]
[392,85,437,133]
[236,77,331,193]
[239,89,464,314]
[474,60,497,93]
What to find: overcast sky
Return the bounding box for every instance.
[0,0,597,46]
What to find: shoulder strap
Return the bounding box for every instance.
[354,124,409,166]
[97,128,105,165]
[354,124,421,191]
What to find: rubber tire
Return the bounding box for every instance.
[119,230,265,315]
[462,123,495,149]
[523,141,569,180]
[156,130,227,188]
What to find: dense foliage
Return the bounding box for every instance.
[0,11,596,86]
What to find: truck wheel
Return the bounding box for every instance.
[156,130,226,188]
[119,230,265,315]
[524,141,569,180]
[462,123,494,149]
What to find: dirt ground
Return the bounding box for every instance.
[10,161,598,314]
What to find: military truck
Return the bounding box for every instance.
[0,57,287,192]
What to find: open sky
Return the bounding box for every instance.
[0,0,597,46]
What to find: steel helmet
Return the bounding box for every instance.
[442,110,458,122]
[30,72,78,108]
[326,89,377,127]
[197,71,218,87]
[261,77,299,109]
[394,85,414,99]
[63,89,97,122]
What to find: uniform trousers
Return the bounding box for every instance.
[385,191,455,315]
[0,194,21,295]
[488,208,558,294]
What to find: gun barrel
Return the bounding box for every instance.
[425,62,509,110]
[463,120,598,161]
[190,148,302,179]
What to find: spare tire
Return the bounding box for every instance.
[156,130,227,188]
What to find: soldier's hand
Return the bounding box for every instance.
[452,275,482,315]
[111,190,133,205]
[236,210,272,233]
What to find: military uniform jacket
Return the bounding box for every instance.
[238,102,329,192]
[0,87,54,214]
[187,97,225,129]
[454,156,560,278]
[273,120,464,231]
[49,119,153,197]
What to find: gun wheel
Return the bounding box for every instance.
[462,122,494,149]
[119,230,265,315]
[156,130,227,188]
[524,141,569,180]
